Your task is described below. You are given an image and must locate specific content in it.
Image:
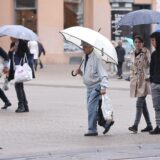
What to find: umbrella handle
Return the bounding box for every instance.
[71,70,77,77]
[71,59,84,77]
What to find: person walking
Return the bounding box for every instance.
[28,40,39,71]
[115,40,126,79]
[0,47,11,109]
[8,37,35,113]
[128,35,153,133]
[74,41,114,136]
[38,42,46,69]
[149,32,160,134]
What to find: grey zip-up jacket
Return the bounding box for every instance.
[81,50,108,89]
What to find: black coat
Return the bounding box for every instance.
[115,46,126,62]
[150,51,160,84]
[8,40,35,81]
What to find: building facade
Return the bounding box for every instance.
[0,0,157,64]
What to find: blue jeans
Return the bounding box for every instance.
[86,84,100,133]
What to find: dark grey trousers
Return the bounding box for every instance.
[15,82,28,110]
[134,96,152,127]
[151,83,160,127]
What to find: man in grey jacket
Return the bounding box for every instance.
[75,41,114,136]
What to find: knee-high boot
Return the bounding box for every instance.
[15,83,25,112]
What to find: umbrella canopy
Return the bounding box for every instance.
[60,26,117,64]
[0,25,38,41]
[116,9,160,29]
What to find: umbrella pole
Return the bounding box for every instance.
[71,59,84,77]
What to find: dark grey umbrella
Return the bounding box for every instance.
[116,9,160,29]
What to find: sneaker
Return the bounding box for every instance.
[141,126,153,132]
[103,121,114,134]
[149,126,160,135]
[1,102,11,109]
[128,125,138,133]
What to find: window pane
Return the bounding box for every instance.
[16,0,35,8]
[16,10,37,33]
[64,0,84,28]
[64,0,84,53]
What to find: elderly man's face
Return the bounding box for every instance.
[82,45,93,54]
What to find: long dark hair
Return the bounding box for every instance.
[150,32,160,51]
[16,39,30,57]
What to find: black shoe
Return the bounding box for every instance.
[149,126,160,135]
[141,126,153,132]
[15,108,26,113]
[1,102,11,109]
[103,121,114,134]
[24,105,29,112]
[25,109,29,112]
[84,132,98,136]
[128,125,138,133]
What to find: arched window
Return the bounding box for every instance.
[15,0,37,33]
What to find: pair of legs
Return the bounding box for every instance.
[85,85,100,135]
[129,96,152,133]
[117,61,123,78]
[0,88,11,109]
[150,83,160,134]
[34,58,43,71]
[38,57,43,69]
[15,82,29,112]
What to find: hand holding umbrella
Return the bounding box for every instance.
[71,59,84,76]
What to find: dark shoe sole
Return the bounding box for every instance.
[149,132,160,135]
[84,133,98,136]
[128,127,137,133]
[141,128,153,132]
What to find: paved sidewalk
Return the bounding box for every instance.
[0,64,159,160]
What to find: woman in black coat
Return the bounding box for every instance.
[8,38,35,113]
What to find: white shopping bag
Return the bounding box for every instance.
[101,94,113,121]
[14,63,32,83]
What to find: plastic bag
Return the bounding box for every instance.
[101,94,113,121]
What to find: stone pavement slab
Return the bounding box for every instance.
[0,64,159,160]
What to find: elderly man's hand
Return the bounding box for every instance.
[75,68,82,76]
[3,67,9,74]
[100,88,106,95]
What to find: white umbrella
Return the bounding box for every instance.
[0,25,38,41]
[60,26,118,64]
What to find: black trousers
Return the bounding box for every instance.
[117,61,123,77]
[15,82,28,110]
[0,88,9,103]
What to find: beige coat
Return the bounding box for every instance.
[130,47,151,97]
